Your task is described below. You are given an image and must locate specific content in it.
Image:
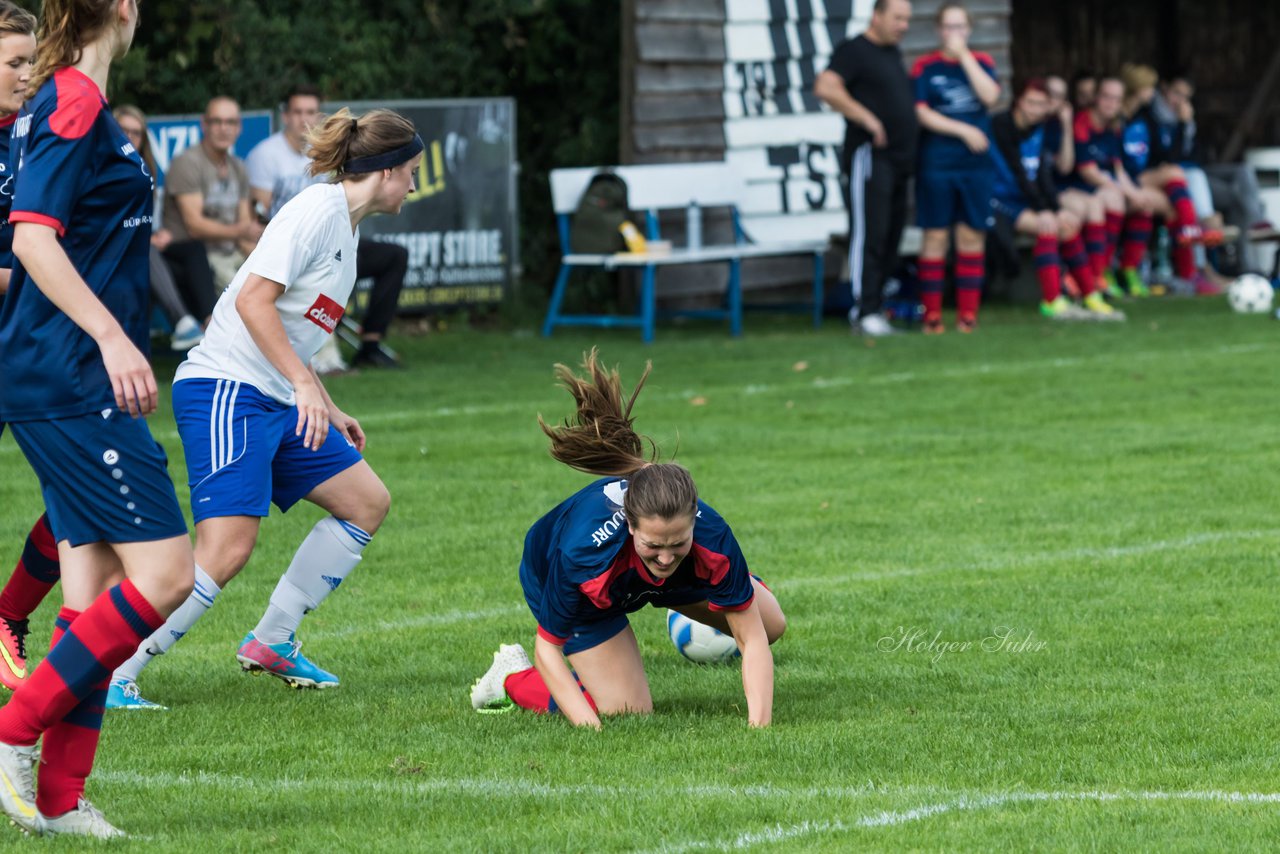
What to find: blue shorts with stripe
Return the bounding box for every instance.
[172,378,363,524]
[7,410,187,547]
[916,167,995,231]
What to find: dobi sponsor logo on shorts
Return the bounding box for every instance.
[305,294,346,333]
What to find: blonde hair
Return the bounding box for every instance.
[306,106,417,179]
[0,1,36,39]
[936,2,971,26]
[29,0,118,95]
[1120,63,1159,98]
[538,349,698,525]
[111,104,154,176]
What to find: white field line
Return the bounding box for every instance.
[142,340,1277,442]
[173,604,527,657]
[649,789,1280,853]
[93,768,890,803]
[786,528,1280,588]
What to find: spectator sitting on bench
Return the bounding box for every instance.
[246,83,408,369]
[1153,72,1275,275]
[164,96,264,295]
[1119,63,1221,296]
[989,78,1120,320]
[114,104,218,351]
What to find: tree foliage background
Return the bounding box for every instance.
[18,0,620,306]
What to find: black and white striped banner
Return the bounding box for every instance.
[725,0,871,242]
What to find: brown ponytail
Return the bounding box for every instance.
[307,106,417,179]
[539,348,656,478]
[539,350,699,524]
[29,0,117,95]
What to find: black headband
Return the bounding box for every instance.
[341,133,424,174]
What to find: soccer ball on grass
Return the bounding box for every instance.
[666,610,740,663]
[1227,273,1274,314]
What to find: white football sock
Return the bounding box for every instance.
[252,517,370,645]
[113,564,221,684]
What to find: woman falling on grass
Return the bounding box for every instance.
[470,350,786,728]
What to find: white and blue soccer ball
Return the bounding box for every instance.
[666,610,740,664]
[1228,273,1274,314]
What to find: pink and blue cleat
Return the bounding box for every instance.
[236,632,339,689]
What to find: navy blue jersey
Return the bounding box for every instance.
[1042,117,1063,162]
[1069,111,1122,189]
[912,51,998,172]
[989,110,1054,210]
[1121,117,1152,178]
[0,68,154,421]
[520,477,755,644]
[0,113,15,269]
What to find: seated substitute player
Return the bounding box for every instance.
[911,3,1000,334]
[988,79,1120,321]
[105,108,420,709]
[470,351,786,729]
[0,2,62,695]
[1118,63,1220,296]
[1065,75,1146,297]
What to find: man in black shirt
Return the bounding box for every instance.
[814,0,917,336]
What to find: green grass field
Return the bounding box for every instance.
[2,298,1279,851]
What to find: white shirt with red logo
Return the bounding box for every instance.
[176,182,359,405]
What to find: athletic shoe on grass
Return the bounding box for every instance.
[237,632,339,689]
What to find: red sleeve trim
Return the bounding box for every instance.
[11,211,66,237]
[709,592,755,613]
[910,53,937,78]
[974,51,996,68]
[536,626,567,646]
[691,543,732,586]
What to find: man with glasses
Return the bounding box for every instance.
[164,96,263,291]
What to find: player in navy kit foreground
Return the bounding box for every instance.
[0,0,196,838]
[471,352,786,729]
[105,108,423,709]
[0,1,65,696]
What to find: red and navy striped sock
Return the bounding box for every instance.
[1119,212,1153,271]
[34,607,109,817]
[0,515,60,623]
[918,256,945,319]
[1103,210,1125,270]
[1165,179,1197,229]
[504,667,597,715]
[1061,234,1098,296]
[1173,244,1196,279]
[0,580,162,747]
[955,252,985,319]
[1033,235,1062,302]
[1085,222,1108,279]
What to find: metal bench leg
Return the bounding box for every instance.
[729,259,743,337]
[543,264,573,337]
[812,252,825,329]
[641,264,657,344]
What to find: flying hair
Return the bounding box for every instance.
[538,350,698,524]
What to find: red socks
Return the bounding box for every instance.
[0,515,60,623]
[504,667,597,715]
[955,252,984,319]
[1102,210,1125,271]
[918,257,945,319]
[0,580,161,742]
[1165,179,1197,230]
[1119,213,1153,271]
[1085,222,1108,279]
[34,608,109,817]
[1061,234,1098,296]
[1033,235,1062,302]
